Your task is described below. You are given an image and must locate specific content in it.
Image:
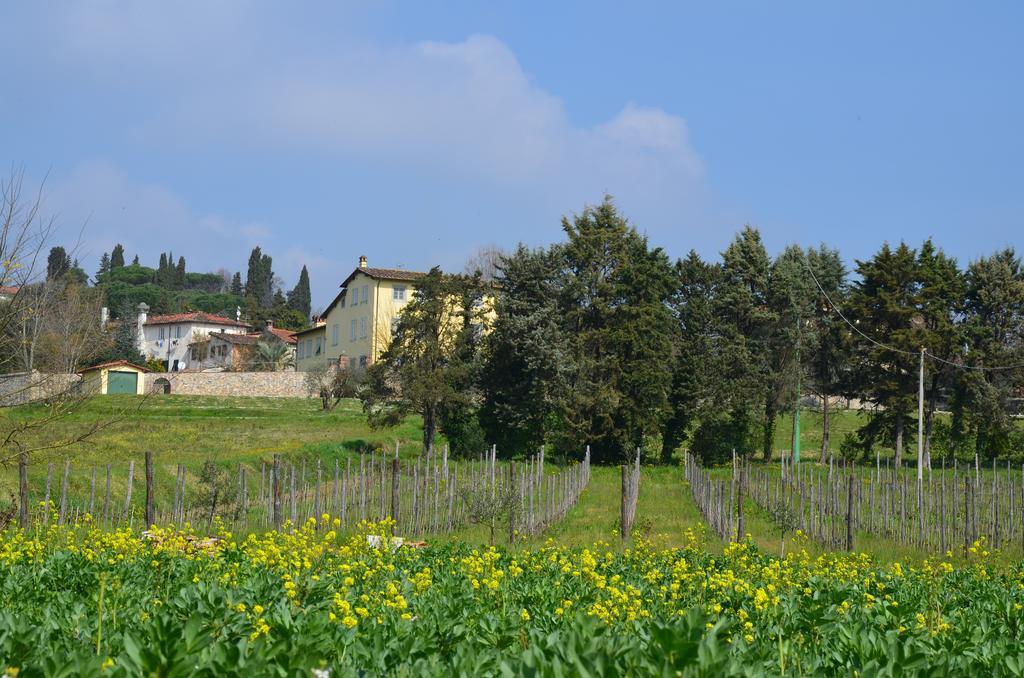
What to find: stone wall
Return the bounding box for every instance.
[0,371,81,405]
[144,371,310,398]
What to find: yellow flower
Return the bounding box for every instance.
[520,608,531,622]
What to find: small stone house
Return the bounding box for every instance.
[204,332,261,371]
[199,322,299,372]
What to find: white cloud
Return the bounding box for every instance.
[6,4,713,300]
[32,5,704,201]
[163,34,705,195]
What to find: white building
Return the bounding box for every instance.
[135,303,251,372]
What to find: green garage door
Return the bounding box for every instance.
[107,371,138,394]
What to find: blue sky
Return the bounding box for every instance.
[1,2,1021,308]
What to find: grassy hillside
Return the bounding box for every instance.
[0,395,424,513]
[0,395,1000,565]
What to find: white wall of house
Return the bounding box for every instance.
[141,322,249,371]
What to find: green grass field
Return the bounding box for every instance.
[0,394,1009,566]
[0,395,425,520]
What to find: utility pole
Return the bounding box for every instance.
[917,346,925,482]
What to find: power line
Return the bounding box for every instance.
[801,254,1024,373]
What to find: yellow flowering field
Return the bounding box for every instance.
[1,517,1023,675]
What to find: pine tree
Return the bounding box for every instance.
[95,303,146,365]
[662,251,720,462]
[846,242,922,467]
[480,245,568,454]
[713,227,774,460]
[763,245,817,461]
[65,259,89,285]
[914,240,963,464]
[230,271,243,296]
[556,197,676,463]
[110,244,125,268]
[805,245,849,462]
[958,249,1024,459]
[131,254,139,265]
[97,252,111,279]
[286,265,312,318]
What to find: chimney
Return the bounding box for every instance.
[359,255,367,269]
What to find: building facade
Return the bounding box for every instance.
[136,305,251,372]
[296,256,425,372]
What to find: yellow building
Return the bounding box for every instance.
[296,256,425,372]
[78,360,149,395]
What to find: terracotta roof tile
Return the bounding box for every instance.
[208,331,260,345]
[79,359,150,373]
[144,312,250,328]
[266,327,298,344]
[360,267,427,282]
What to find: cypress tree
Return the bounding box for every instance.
[110,244,125,268]
[245,247,263,301]
[176,256,186,289]
[286,265,312,318]
[260,253,274,307]
[46,247,70,280]
[230,271,243,296]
